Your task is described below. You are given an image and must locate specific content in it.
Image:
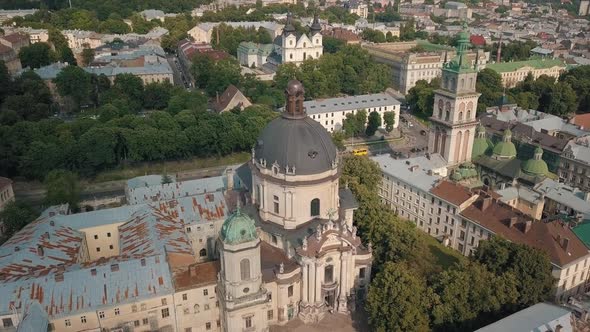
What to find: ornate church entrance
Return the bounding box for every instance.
[324,289,336,309]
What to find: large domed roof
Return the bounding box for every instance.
[255,116,338,175]
[492,141,517,158]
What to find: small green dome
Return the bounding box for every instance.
[492,141,517,158]
[451,171,463,181]
[220,209,257,245]
[522,158,549,176]
[468,168,478,178]
[472,138,493,158]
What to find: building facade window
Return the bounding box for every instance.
[325,265,334,283]
[241,259,251,280]
[310,198,320,217]
[65,319,71,327]
[161,308,170,318]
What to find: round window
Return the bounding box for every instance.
[243,287,250,293]
[241,229,246,236]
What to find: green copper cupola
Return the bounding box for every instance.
[220,206,258,245]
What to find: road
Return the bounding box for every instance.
[166,54,192,89]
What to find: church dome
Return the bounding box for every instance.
[472,124,493,158]
[521,146,549,176]
[255,116,337,175]
[254,80,338,176]
[220,208,257,245]
[492,128,517,159]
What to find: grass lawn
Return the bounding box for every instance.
[420,232,465,270]
[92,153,250,183]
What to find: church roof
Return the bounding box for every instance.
[254,110,337,176]
[472,137,494,159]
[492,140,517,158]
[220,208,257,245]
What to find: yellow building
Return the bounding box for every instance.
[486,59,566,88]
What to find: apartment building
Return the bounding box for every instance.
[486,59,566,88]
[372,154,590,301]
[559,135,590,193]
[303,93,401,133]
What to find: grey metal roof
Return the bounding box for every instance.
[254,116,338,176]
[534,178,590,217]
[475,303,573,332]
[303,93,400,115]
[339,188,359,210]
[496,185,543,204]
[371,154,446,192]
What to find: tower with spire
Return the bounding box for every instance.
[428,23,481,166]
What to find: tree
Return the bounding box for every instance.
[81,47,95,66]
[383,111,395,132]
[406,78,440,119]
[431,262,518,331]
[0,201,38,238]
[366,111,382,136]
[48,28,76,65]
[476,68,504,110]
[18,43,56,69]
[400,18,416,41]
[545,82,577,116]
[44,169,81,210]
[560,65,590,113]
[322,36,345,53]
[54,65,92,108]
[474,237,554,306]
[161,174,173,184]
[366,262,432,332]
[361,28,386,43]
[143,82,174,110]
[355,109,368,136]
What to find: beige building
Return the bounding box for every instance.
[62,30,104,51]
[211,85,252,113]
[188,22,284,44]
[486,59,566,88]
[364,41,489,93]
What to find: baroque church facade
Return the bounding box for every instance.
[239,13,324,68]
[217,79,372,330]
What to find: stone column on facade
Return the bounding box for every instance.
[315,261,323,305]
[308,260,316,303]
[338,252,349,312]
[302,262,308,303]
[289,191,294,219]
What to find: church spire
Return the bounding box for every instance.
[284,12,296,35]
[310,12,321,34]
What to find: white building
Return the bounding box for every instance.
[273,14,323,65]
[304,92,401,133]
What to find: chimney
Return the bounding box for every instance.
[563,237,570,252]
[524,219,532,233]
[509,216,517,228]
[481,197,492,211]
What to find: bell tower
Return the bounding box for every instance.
[284,79,305,119]
[218,207,268,332]
[428,23,480,166]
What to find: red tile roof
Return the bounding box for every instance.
[571,114,590,130]
[430,180,474,206]
[173,261,219,290]
[461,195,589,267]
[470,34,486,46]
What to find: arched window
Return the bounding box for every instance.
[289,40,293,46]
[303,52,306,59]
[316,39,319,44]
[461,78,465,89]
[458,112,463,121]
[194,304,200,313]
[467,110,471,120]
[310,198,320,217]
[240,258,250,281]
[324,265,334,283]
[469,77,474,88]
[445,111,450,121]
[303,42,306,47]
[199,248,207,257]
[289,53,293,60]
